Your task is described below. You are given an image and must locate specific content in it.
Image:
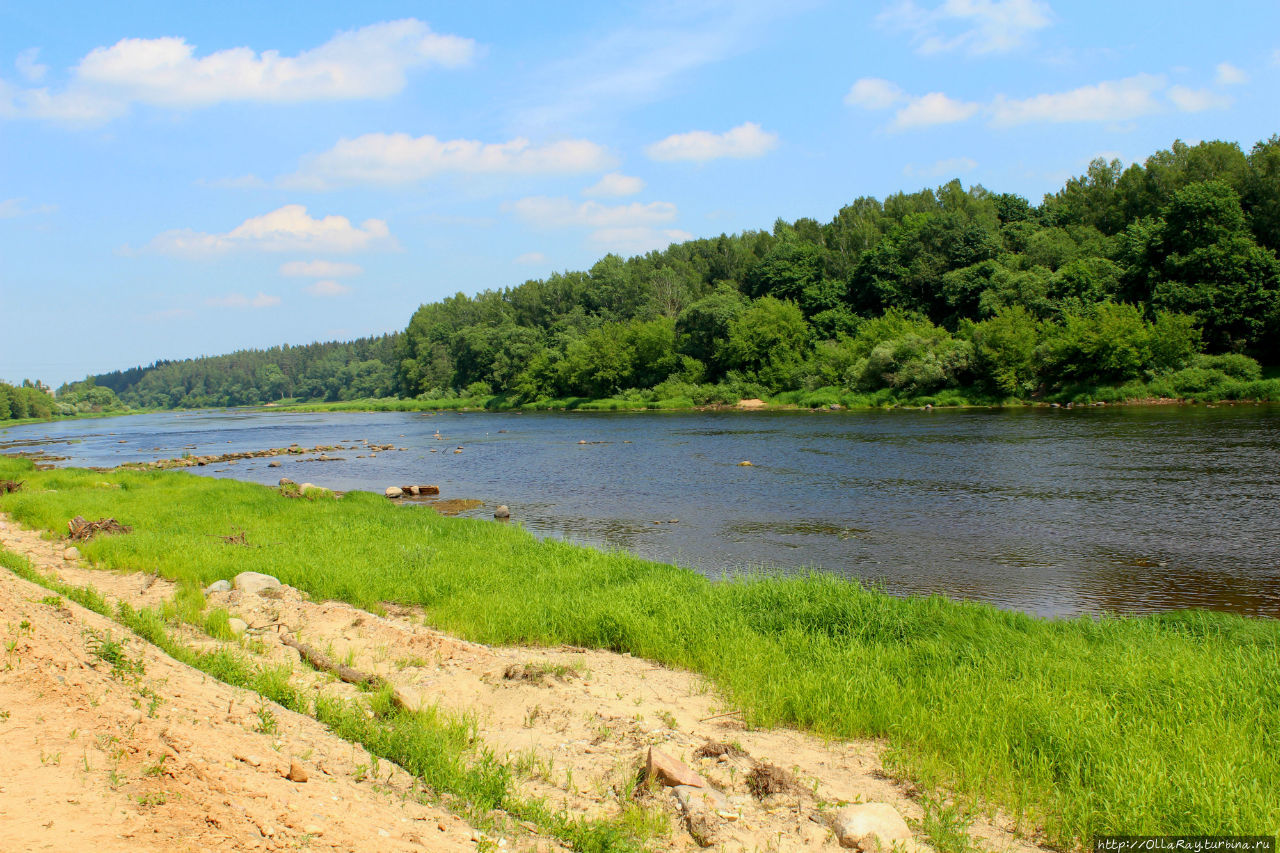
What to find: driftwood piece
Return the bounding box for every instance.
[280,634,410,711]
[67,515,132,540]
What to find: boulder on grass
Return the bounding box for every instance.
[828,803,913,851]
[205,579,232,594]
[233,571,281,595]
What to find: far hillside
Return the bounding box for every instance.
[88,135,1280,411]
[82,336,399,410]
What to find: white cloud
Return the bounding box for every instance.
[15,48,47,82]
[1215,62,1249,85]
[505,196,684,253]
[284,133,613,189]
[146,205,392,256]
[903,156,978,177]
[2,19,474,124]
[989,73,1165,125]
[590,227,694,254]
[844,77,904,109]
[304,280,352,297]
[512,3,791,132]
[0,80,124,122]
[582,172,645,198]
[504,197,677,228]
[892,93,980,129]
[645,122,778,163]
[279,260,363,278]
[848,72,1193,131]
[1167,85,1232,113]
[878,0,1053,56]
[0,197,56,218]
[514,252,548,265]
[205,292,280,309]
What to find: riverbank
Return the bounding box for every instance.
[1,514,1044,852]
[256,376,1280,416]
[0,454,1275,846]
[0,407,151,433]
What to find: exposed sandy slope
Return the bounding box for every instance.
[0,514,1048,852]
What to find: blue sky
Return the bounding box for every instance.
[2,0,1277,386]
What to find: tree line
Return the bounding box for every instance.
[82,135,1280,410]
[82,336,399,409]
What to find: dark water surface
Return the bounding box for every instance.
[4,406,1279,618]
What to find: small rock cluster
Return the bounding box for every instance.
[123,443,398,470]
[644,745,921,850]
[384,485,440,499]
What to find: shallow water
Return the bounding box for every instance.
[5,405,1279,618]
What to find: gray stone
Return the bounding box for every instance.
[227,617,249,635]
[385,486,404,499]
[829,803,913,852]
[233,571,282,595]
[673,785,728,812]
[493,505,510,519]
[205,579,232,593]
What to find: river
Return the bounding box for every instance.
[4,405,1279,618]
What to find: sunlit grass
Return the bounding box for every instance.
[1,455,1277,845]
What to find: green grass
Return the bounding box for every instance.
[1,455,1277,845]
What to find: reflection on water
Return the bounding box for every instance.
[4,404,1280,618]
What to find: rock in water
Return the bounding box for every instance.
[645,746,706,788]
[829,803,913,851]
[737,460,753,467]
[268,461,281,467]
[493,505,510,519]
[385,486,404,499]
[205,579,232,594]
[233,571,281,595]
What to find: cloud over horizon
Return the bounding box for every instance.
[283,133,614,189]
[645,122,778,162]
[147,205,393,256]
[848,70,1232,130]
[1,19,475,124]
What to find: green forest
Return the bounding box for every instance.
[54,134,1280,415]
[0,379,129,423]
